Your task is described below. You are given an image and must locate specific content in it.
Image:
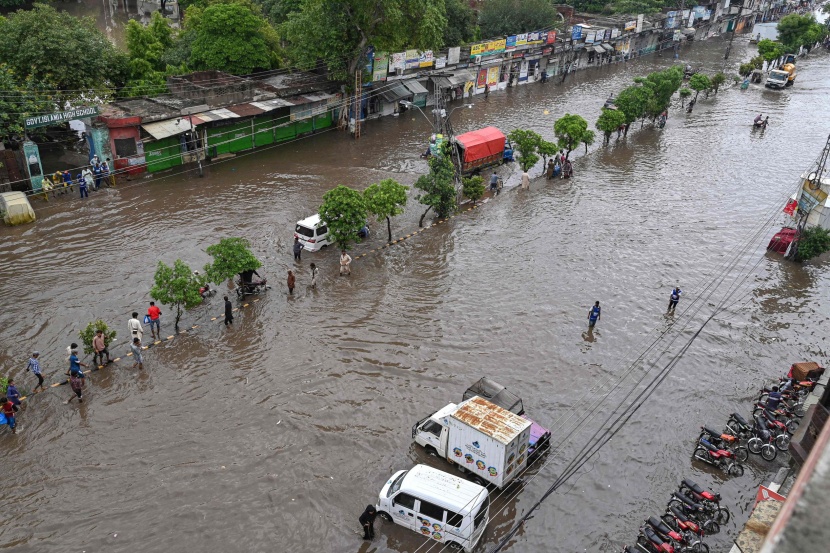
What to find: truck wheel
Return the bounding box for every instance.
[378,511,392,522]
[425,446,438,457]
[446,542,463,551]
[472,476,487,487]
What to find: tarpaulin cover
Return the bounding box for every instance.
[0,191,35,226]
[454,127,505,163]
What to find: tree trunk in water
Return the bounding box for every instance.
[419,206,432,227]
[386,216,392,242]
[175,306,182,331]
[624,123,630,137]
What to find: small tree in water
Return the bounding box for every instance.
[595,108,626,145]
[414,145,457,227]
[363,178,408,243]
[507,129,542,172]
[462,175,485,206]
[679,87,692,107]
[553,113,591,160]
[319,185,367,249]
[795,227,830,262]
[689,73,712,101]
[204,238,262,284]
[150,259,204,329]
[79,320,117,355]
[538,139,557,165]
[710,73,727,94]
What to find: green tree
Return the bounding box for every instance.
[795,227,830,262]
[187,2,278,74]
[581,129,596,154]
[78,320,117,356]
[150,259,204,329]
[538,139,558,166]
[478,0,559,38]
[710,72,726,94]
[614,85,651,134]
[638,65,683,120]
[0,65,55,142]
[507,129,542,172]
[281,0,447,83]
[444,0,476,47]
[204,237,263,284]
[318,185,367,249]
[414,146,457,227]
[123,12,180,97]
[462,175,485,206]
[777,14,827,53]
[595,108,626,145]
[678,87,692,107]
[738,62,755,76]
[757,39,785,63]
[689,73,711,100]
[613,0,665,15]
[0,4,129,106]
[553,114,591,160]
[363,178,409,242]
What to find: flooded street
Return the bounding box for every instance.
[1,38,829,553]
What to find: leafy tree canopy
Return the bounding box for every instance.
[186,1,279,74]
[0,65,56,142]
[364,178,409,242]
[479,0,559,39]
[595,108,626,144]
[688,73,711,99]
[612,0,665,15]
[123,12,181,97]
[204,237,263,283]
[757,39,785,63]
[150,259,204,328]
[462,175,485,205]
[414,145,457,225]
[553,113,590,159]
[614,85,650,125]
[319,185,368,249]
[281,0,447,82]
[710,72,726,93]
[444,0,477,47]
[777,14,827,53]
[0,3,129,104]
[507,129,542,172]
[795,226,830,262]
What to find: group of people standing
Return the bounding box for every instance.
[545,151,574,180]
[42,155,116,199]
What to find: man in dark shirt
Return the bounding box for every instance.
[224,296,234,326]
[766,386,782,411]
[359,505,377,539]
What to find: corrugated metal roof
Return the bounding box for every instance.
[227,103,265,117]
[209,108,240,119]
[403,80,428,95]
[141,117,193,140]
[250,99,293,111]
[302,92,336,102]
[452,396,531,445]
[380,82,412,103]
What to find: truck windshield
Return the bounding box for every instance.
[388,471,407,497]
[422,420,443,437]
[770,73,786,81]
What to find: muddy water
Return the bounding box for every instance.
[1,39,829,553]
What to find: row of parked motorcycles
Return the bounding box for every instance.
[621,479,727,553]
[691,374,815,476]
[620,373,818,553]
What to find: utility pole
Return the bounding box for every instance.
[353,70,362,139]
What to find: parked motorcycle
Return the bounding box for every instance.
[758,408,797,436]
[662,505,707,539]
[697,426,748,462]
[636,525,675,553]
[678,479,730,524]
[667,492,720,534]
[644,516,708,553]
[692,438,744,476]
[725,412,753,440]
[752,403,800,432]
[747,415,779,461]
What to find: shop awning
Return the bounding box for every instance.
[601,43,616,52]
[141,117,193,140]
[403,80,428,96]
[380,81,413,103]
[592,45,605,53]
[433,71,476,89]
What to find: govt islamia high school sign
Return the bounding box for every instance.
[24,106,100,129]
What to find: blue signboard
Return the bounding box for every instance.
[571,25,582,40]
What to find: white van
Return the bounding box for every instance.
[294,214,330,252]
[377,464,489,552]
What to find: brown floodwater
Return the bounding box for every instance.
[1,39,829,553]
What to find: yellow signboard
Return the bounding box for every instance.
[471,39,507,57]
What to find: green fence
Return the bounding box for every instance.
[145,136,182,173]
